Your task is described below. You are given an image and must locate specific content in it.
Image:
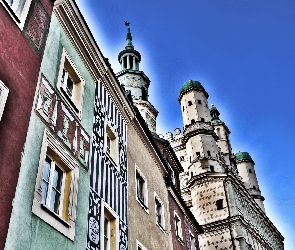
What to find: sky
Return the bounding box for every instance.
[76,1,295,248]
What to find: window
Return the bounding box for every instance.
[42,155,65,215]
[207,150,211,157]
[249,169,252,173]
[197,99,202,104]
[0,80,9,121]
[196,152,200,157]
[200,118,205,122]
[105,122,118,166]
[188,101,192,106]
[32,129,79,240]
[216,199,224,210]
[210,165,214,172]
[136,240,148,250]
[155,193,165,231]
[174,212,183,241]
[180,156,184,161]
[190,232,196,250]
[102,202,118,250]
[57,49,85,118]
[191,119,195,123]
[1,0,32,29]
[136,166,148,211]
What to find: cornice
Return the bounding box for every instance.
[133,100,159,116]
[53,0,134,124]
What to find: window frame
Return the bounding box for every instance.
[32,129,80,241]
[154,192,165,232]
[0,0,32,30]
[101,201,119,250]
[174,211,183,242]
[104,121,119,167]
[0,80,9,121]
[56,48,85,119]
[135,165,149,213]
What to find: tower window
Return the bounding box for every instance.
[191,119,195,124]
[216,199,224,210]
[197,100,202,104]
[253,186,256,190]
[207,151,211,157]
[129,55,134,69]
[210,165,214,172]
[188,101,192,106]
[196,152,200,157]
[182,106,184,111]
[249,169,252,173]
[180,156,184,161]
[201,118,205,122]
[123,56,127,69]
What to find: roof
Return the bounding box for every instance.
[178,79,209,101]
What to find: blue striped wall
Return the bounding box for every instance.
[87,81,128,250]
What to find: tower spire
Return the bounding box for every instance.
[125,27,134,50]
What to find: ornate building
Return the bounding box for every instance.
[167,80,284,249]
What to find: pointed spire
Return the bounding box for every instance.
[125,28,134,50]
[210,104,222,124]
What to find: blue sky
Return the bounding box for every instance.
[77,0,295,248]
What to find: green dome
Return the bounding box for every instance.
[178,80,208,101]
[179,80,203,94]
[210,104,222,124]
[235,151,253,161]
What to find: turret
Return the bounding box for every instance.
[235,151,265,211]
[209,104,233,166]
[178,80,225,177]
[116,26,158,132]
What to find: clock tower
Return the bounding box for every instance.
[116,27,158,132]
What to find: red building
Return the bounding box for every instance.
[0,0,54,247]
[154,135,203,250]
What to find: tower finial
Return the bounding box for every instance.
[125,23,134,50]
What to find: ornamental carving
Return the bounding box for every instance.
[36,76,90,168]
[26,2,48,50]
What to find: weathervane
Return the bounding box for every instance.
[124,21,130,26]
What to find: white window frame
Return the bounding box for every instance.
[56,48,85,119]
[136,239,148,250]
[154,192,165,232]
[0,80,9,121]
[174,211,183,242]
[104,121,119,167]
[101,201,119,250]
[0,0,32,30]
[135,165,149,213]
[32,129,80,241]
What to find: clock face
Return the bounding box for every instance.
[130,79,137,87]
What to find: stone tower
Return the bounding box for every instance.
[116,27,158,132]
[167,79,284,250]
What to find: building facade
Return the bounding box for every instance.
[4,0,97,248]
[0,0,54,248]
[167,80,284,249]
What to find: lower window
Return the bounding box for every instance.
[102,202,118,250]
[32,129,79,241]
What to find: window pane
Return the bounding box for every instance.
[66,76,74,97]
[43,157,51,182]
[41,180,48,204]
[52,167,63,191]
